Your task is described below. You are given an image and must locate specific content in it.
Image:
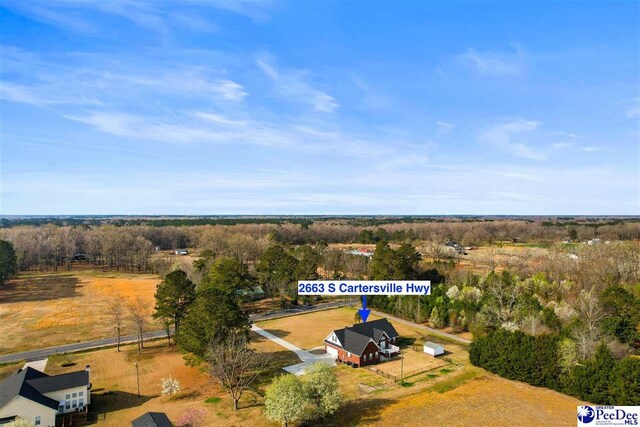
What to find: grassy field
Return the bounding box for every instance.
[23,305,587,427]
[256,306,468,359]
[366,374,585,426]
[373,349,447,378]
[44,335,294,427]
[0,270,161,353]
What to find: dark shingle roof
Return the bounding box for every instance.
[0,368,59,411]
[131,412,173,427]
[27,370,89,394]
[325,318,399,356]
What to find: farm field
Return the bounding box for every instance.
[0,270,162,354]
[366,375,585,426]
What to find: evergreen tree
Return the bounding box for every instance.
[177,288,249,362]
[153,269,196,338]
[609,357,640,405]
[200,257,254,294]
[0,240,17,285]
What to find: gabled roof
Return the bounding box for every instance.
[27,370,89,394]
[131,412,173,427]
[0,368,59,411]
[325,318,399,356]
[0,367,90,412]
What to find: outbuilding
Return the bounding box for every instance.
[423,341,444,357]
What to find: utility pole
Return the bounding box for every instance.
[133,362,140,397]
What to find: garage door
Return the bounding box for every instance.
[326,346,338,357]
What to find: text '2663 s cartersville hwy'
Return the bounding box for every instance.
[297,281,431,296]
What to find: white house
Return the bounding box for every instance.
[423,341,444,357]
[0,366,91,427]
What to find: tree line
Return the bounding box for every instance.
[469,329,640,405]
[2,218,639,272]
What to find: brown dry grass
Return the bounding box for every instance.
[45,337,292,426]
[368,374,585,426]
[256,306,364,349]
[373,350,447,378]
[0,270,161,353]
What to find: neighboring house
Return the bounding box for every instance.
[346,249,374,257]
[0,366,91,427]
[174,249,188,256]
[131,412,173,427]
[444,241,466,255]
[236,285,266,301]
[324,318,400,367]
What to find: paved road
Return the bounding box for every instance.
[0,300,348,364]
[0,301,471,364]
[371,310,472,345]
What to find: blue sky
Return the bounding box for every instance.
[0,0,638,215]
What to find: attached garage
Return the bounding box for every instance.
[423,341,444,357]
[326,345,339,357]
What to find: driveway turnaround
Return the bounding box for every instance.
[251,324,335,375]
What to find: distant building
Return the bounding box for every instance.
[445,241,466,255]
[346,249,374,257]
[131,412,173,427]
[174,249,189,256]
[423,341,444,357]
[236,285,266,301]
[0,366,91,427]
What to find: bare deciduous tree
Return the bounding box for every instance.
[128,296,151,354]
[208,333,268,411]
[572,289,606,359]
[108,295,125,352]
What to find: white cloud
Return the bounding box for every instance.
[436,121,455,134]
[581,146,602,152]
[457,45,525,76]
[213,79,248,101]
[257,55,338,113]
[479,119,545,160]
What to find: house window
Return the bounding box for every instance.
[72,392,77,398]
[65,394,70,399]
[65,402,71,410]
[369,353,373,359]
[59,403,64,412]
[72,400,78,408]
[79,391,84,397]
[34,416,41,426]
[79,399,84,408]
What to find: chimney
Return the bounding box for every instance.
[85,365,90,377]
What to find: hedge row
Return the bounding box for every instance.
[469,329,640,405]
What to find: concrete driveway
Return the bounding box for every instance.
[251,324,335,375]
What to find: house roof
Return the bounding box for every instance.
[27,370,89,394]
[0,368,59,411]
[0,367,89,412]
[424,341,444,350]
[326,318,399,356]
[131,412,173,427]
